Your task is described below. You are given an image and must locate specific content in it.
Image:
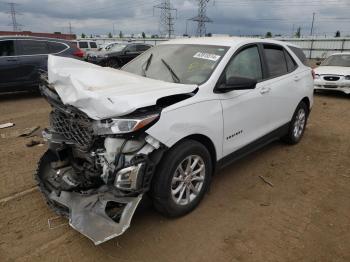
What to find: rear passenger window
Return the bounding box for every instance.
[0,40,15,56]
[89,42,97,48]
[137,45,150,51]
[17,40,49,55]
[78,42,88,49]
[48,42,67,53]
[264,45,288,78]
[125,45,136,52]
[225,45,263,81]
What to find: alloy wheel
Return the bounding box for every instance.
[170,155,206,206]
[293,108,306,139]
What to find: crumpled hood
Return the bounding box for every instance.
[47,55,197,120]
[314,66,350,76]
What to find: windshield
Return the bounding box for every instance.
[122,44,229,85]
[322,55,350,67]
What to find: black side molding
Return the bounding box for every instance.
[216,123,290,170]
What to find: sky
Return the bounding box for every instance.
[0,0,350,37]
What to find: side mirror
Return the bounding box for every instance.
[316,61,321,66]
[124,50,130,54]
[216,76,257,93]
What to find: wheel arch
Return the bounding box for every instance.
[176,134,218,174]
[301,97,311,112]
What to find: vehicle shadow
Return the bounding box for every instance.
[315,90,349,99]
[0,91,42,102]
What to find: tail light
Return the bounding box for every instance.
[73,48,84,58]
[311,69,316,79]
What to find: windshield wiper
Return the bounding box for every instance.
[142,53,153,77]
[161,58,180,83]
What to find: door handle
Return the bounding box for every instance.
[293,75,301,81]
[260,87,271,94]
[6,58,18,62]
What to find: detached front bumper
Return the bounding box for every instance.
[49,188,142,245]
[39,128,164,245]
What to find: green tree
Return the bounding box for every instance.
[90,34,93,38]
[265,32,272,38]
[295,27,301,38]
[119,31,123,38]
[142,32,146,38]
[81,33,86,38]
[108,32,113,38]
[335,30,341,37]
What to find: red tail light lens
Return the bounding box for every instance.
[73,49,84,58]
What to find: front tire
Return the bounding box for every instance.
[151,140,212,218]
[282,101,309,144]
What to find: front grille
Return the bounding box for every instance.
[50,109,94,149]
[323,76,340,81]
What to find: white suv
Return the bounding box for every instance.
[37,37,314,245]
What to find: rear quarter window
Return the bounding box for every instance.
[288,45,308,66]
[89,42,97,48]
[48,42,67,53]
[78,42,88,49]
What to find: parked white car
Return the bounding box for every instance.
[37,37,314,245]
[314,53,350,94]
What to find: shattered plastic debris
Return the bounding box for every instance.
[18,126,40,137]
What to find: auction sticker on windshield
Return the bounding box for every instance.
[193,52,221,61]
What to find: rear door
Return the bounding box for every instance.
[0,40,19,87]
[259,44,300,131]
[15,39,50,86]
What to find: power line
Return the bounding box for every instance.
[5,2,22,31]
[153,0,177,38]
[190,0,212,37]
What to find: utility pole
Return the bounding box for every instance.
[6,2,22,32]
[190,0,212,37]
[153,0,177,38]
[310,12,315,36]
[68,22,73,35]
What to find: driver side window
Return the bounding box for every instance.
[224,45,262,82]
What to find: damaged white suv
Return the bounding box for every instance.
[37,37,314,245]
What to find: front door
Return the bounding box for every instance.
[218,44,272,156]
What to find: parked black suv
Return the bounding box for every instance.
[86,42,152,68]
[0,36,84,93]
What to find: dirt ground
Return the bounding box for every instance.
[0,91,349,262]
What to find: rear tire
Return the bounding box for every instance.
[282,101,309,145]
[151,140,212,218]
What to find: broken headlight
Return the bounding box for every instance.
[94,114,159,135]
